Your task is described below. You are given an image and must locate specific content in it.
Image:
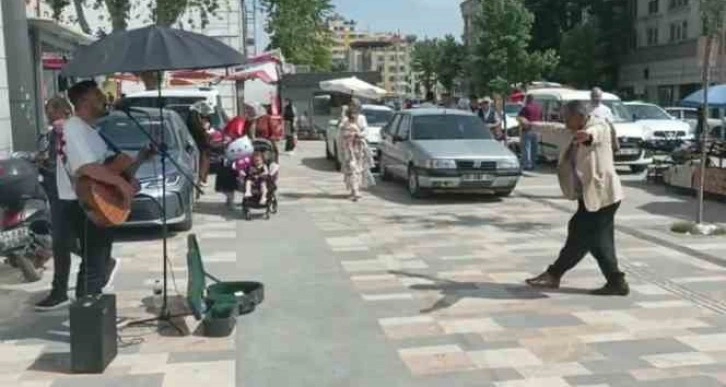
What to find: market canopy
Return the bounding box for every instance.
[319,77,387,100]
[681,84,726,109]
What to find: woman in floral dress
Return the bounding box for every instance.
[338,99,375,201]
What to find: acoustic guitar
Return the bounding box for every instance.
[75,149,151,228]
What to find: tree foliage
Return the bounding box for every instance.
[260,0,334,71]
[435,35,466,94]
[411,39,440,97]
[557,21,600,88]
[469,0,558,96]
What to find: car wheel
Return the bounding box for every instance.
[380,154,392,181]
[630,165,647,174]
[407,167,425,199]
[171,191,194,232]
[495,189,514,197]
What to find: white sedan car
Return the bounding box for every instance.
[325,104,394,170]
[625,101,694,141]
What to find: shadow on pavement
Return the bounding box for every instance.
[380,212,551,231]
[390,270,591,314]
[0,291,71,345]
[279,192,351,201]
[114,227,179,243]
[193,201,239,221]
[368,181,506,206]
[301,157,338,173]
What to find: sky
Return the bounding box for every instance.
[256,0,464,49]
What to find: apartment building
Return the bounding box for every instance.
[619,0,726,105]
[348,34,413,96]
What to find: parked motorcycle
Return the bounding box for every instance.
[0,152,52,282]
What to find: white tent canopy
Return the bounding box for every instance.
[319,77,387,100]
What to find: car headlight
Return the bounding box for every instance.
[498,158,520,169]
[424,159,457,169]
[143,174,182,189]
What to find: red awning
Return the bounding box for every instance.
[224,69,275,84]
[170,70,219,80]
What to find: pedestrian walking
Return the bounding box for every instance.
[517,95,543,170]
[187,102,214,188]
[525,100,629,296]
[589,87,615,121]
[283,98,297,155]
[338,99,375,201]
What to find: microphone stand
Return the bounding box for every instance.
[116,101,204,334]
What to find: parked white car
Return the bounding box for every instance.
[325,104,394,170]
[624,101,694,141]
[527,88,652,173]
[665,106,724,134]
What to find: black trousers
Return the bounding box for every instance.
[547,200,623,282]
[49,198,75,296]
[54,201,114,298]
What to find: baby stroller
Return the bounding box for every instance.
[241,139,279,220]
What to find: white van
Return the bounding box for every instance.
[527,88,652,173]
[121,87,230,129]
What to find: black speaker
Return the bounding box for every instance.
[70,294,118,373]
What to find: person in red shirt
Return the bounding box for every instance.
[224,115,248,140]
[517,95,543,170]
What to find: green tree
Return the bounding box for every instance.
[557,21,601,88]
[469,0,558,97]
[261,0,334,71]
[46,0,227,89]
[411,38,440,98]
[435,35,465,94]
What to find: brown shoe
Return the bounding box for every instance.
[525,272,560,289]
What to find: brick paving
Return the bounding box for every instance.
[2,141,726,386]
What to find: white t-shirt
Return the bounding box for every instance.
[56,116,114,200]
[590,103,615,122]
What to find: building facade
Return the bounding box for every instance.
[348,34,413,96]
[461,0,478,47]
[619,0,726,105]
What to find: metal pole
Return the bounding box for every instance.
[697,35,714,224]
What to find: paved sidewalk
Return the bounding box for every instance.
[0,192,239,386]
[237,142,726,386]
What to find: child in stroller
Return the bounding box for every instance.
[237,139,279,220]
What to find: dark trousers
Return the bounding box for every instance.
[547,200,623,282]
[69,201,114,298]
[49,198,75,296]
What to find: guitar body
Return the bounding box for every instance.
[76,153,137,227]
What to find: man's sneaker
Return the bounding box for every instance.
[103,257,119,291]
[35,292,70,311]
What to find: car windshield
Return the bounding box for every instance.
[628,104,672,120]
[363,109,394,126]
[575,100,631,123]
[412,115,493,140]
[98,115,178,151]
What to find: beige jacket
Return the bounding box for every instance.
[557,117,624,212]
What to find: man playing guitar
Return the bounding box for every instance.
[39,80,152,306]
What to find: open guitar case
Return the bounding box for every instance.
[186,234,264,337]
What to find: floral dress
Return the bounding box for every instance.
[338,115,375,193]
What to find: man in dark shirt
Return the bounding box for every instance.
[517,95,543,170]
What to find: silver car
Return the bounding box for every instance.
[379,108,521,198]
[98,108,199,231]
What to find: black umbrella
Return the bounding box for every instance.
[61,25,244,76]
